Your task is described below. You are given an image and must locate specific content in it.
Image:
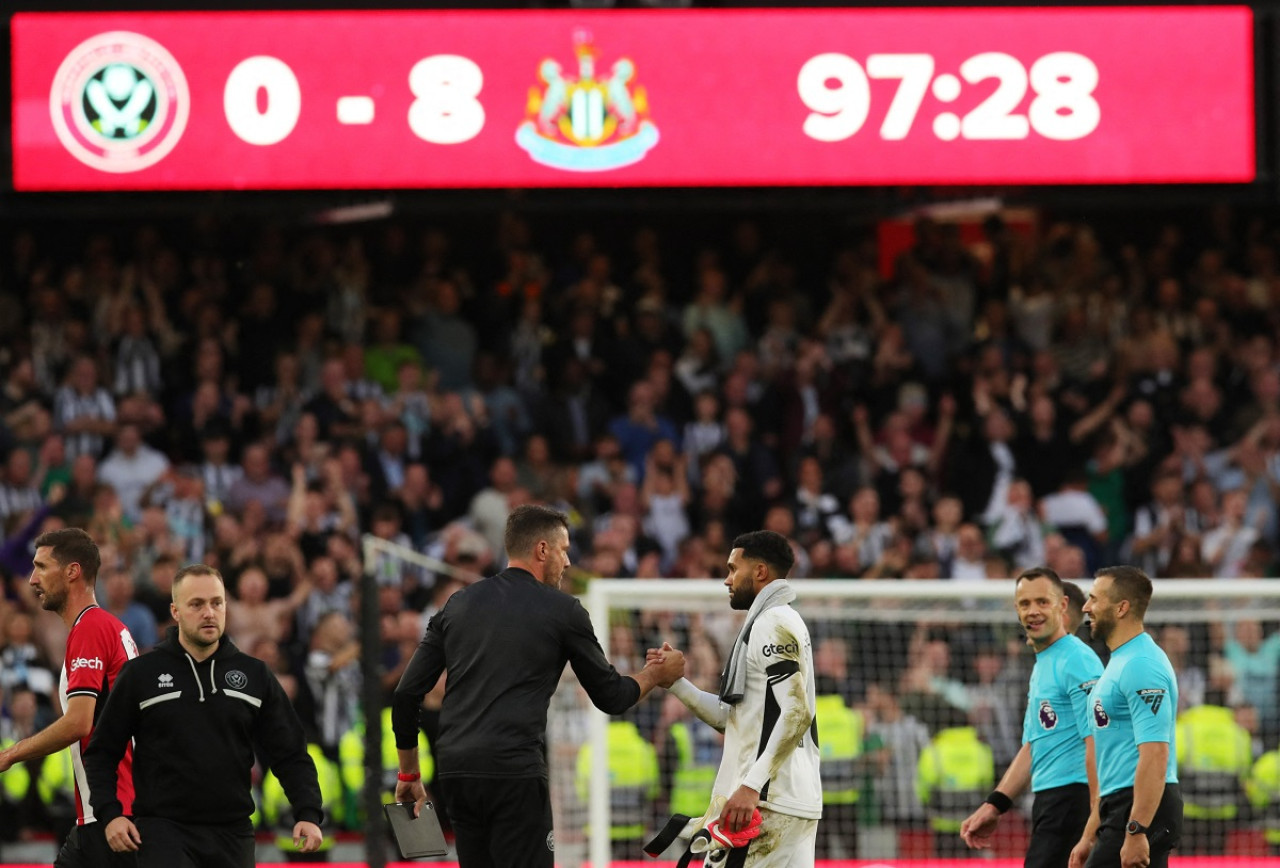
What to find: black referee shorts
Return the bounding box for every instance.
[1025,783,1090,868]
[54,821,137,868]
[1084,784,1182,868]
[445,776,555,868]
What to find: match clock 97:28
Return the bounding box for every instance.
[798,52,1100,143]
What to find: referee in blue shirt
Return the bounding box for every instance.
[961,567,1103,868]
[1079,566,1182,868]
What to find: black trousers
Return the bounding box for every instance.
[1026,783,1091,868]
[135,817,255,868]
[1085,784,1182,868]
[445,776,554,868]
[55,821,138,868]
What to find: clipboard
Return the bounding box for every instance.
[384,801,450,859]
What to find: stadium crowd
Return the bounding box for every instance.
[3,204,1280,856]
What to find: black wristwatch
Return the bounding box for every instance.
[1126,820,1149,836]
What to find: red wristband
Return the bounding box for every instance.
[397,771,421,782]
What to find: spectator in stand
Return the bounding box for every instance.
[102,566,158,651]
[608,380,679,483]
[1129,468,1194,578]
[0,448,44,537]
[949,404,1020,525]
[304,359,362,443]
[944,524,989,582]
[364,310,422,396]
[197,425,243,510]
[989,479,1049,572]
[682,265,748,366]
[415,279,477,391]
[226,566,310,653]
[53,356,116,461]
[95,424,169,523]
[225,443,290,524]
[829,486,894,575]
[303,611,362,758]
[1201,488,1262,578]
[1039,468,1110,575]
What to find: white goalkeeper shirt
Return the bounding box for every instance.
[671,606,823,820]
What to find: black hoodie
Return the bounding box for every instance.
[85,627,322,829]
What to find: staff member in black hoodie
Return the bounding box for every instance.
[85,564,324,867]
[392,504,686,868]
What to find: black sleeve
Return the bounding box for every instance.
[83,661,139,825]
[564,598,640,715]
[392,608,446,751]
[254,666,324,826]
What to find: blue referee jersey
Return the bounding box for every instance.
[1024,633,1104,792]
[1090,632,1179,797]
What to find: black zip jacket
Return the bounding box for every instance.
[392,568,640,778]
[84,627,322,829]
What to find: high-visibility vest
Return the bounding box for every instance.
[0,738,30,803]
[576,721,660,840]
[1176,705,1251,820]
[916,726,995,833]
[338,708,433,825]
[1247,749,1280,845]
[261,743,341,853]
[36,747,75,807]
[815,694,865,806]
[668,722,718,818]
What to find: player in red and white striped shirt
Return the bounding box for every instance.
[0,527,138,867]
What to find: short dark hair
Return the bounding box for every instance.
[33,528,101,584]
[172,563,225,600]
[504,505,570,559]
[731,530,795,580]
[1062,580,1086,614]
[1015,566,1064,595]
[1095,564,1153,619]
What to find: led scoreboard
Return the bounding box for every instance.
[11,8,1255,190]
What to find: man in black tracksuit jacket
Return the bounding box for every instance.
[85,564,323,868]
[392,504,685,868]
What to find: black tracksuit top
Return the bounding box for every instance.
[84,627,323,829]
[392,567,640,779]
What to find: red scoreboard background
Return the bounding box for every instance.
[10,7,1256,190]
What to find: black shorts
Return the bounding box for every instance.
[444,776,554,868]
[1084,784,1182,868]
[134,817,255,868]
[1026,783,1090,868]
[55,821,138,868]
